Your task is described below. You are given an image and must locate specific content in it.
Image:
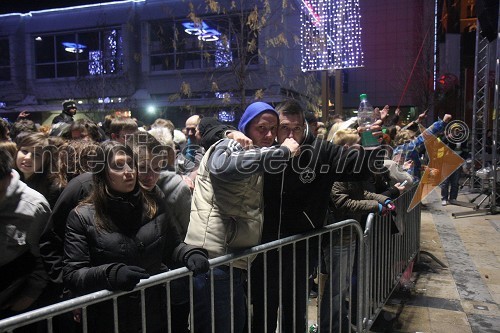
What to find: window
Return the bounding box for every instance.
[0,39,10,81]
[34,28,123,79]
[149,14,258,71]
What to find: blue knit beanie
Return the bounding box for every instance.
[238,102,278,135]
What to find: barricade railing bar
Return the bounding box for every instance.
[363,185,421,330]
[1,185,420,333]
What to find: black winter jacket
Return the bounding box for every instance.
[62,191,202,333]
[262,135,378,242]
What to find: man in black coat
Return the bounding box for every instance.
[52,100,77,124]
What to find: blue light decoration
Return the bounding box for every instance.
[62,42,86,53]
[88,29,120,75]
[181,21,221,42]
[89,50,103,75]
[215,40,232,67]
[217,110,235,122]
[300,0,364,71]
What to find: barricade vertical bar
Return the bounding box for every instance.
[113,297,119,333]
[82,307,88,333]
[47,317,53,333]
[141,289,146,333]
[189,274,195,333]
[210,268,215,333]
[278,247,283,332]
[263,252,268,333]
[246,257,252,333]
[356,222,364,332]
[166,281,172,333]
[293,242,297,333]
[230,263,234,333]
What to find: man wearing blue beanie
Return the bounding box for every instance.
[184,101,299,333]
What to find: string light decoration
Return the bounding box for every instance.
[300,0,364,71]
[215,39,232,68]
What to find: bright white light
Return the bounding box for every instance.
[147,105,156,114]
[300,0,364,71]
[35,37,42,41]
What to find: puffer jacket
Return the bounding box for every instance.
[63,189,201,333]
[185,139,290,270]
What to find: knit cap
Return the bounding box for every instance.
[237,102,278,135]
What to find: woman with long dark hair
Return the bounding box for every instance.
[63,141,208,333]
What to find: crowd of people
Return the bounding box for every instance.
[0,98,461,332]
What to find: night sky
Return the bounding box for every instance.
[0,1,117,14]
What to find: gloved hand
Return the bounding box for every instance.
[384,199,396,212]
[111,265,150,291]
[379,203,395,216]
[185,253,209,276]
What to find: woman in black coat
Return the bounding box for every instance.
[63,141,208,333]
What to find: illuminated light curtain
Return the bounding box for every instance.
[300,0,364,71]
[89,50,103,75]
[215,39,232,68]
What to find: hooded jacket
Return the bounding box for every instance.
[0,170,51,307]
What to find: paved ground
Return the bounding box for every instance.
[306,188,500,332]
[372,189,500,332]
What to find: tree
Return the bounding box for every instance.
[151,0,321,118]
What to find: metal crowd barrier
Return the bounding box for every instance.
[0,186,420,333]
[362,185,421,330]
[0,220,364,333]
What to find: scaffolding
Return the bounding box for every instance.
[463,7,499,215]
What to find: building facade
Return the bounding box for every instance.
[0,0,436,127]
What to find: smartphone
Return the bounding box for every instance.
[400,180,408,187]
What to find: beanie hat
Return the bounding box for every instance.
[238,102,278,135]
[198,117,235,150]
[63,101,77,112]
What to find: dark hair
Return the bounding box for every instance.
[84,141,157,231]
[11,119,37,141]
[0,147,13,179]
[69,119,102,142]
[125,132,169,171]
[109,117,138,137]
[0,118,10,141]
[276,99,305,123]
[54,140,99,189]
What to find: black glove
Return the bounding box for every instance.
[185,253,209,276]
[109,265,150,291]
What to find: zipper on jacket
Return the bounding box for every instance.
[303,211,316,228]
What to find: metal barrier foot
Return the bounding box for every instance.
[419,250,447,268]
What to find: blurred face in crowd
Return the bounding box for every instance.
[246,111,278,148]
[278,113,305,144]
[67,106,77,116]
[137,150,167,191]
[185,115,200,143]
[16,146,45,179]
[106,151,136,193]
[113,129,136,144]
[71,129,91,141]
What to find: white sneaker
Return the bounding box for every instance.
[441,200,448,206]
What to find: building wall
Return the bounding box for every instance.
[0,0,435,125]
